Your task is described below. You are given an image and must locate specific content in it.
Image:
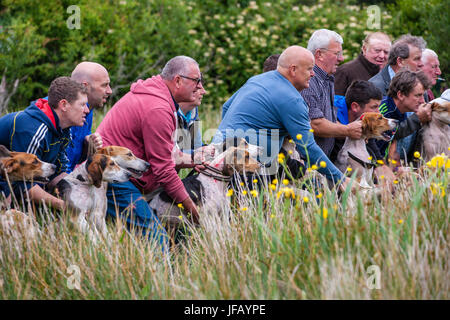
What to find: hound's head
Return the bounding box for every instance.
[0,145,56,182]
[214,137,263,159]
[430,101,450,124]
[85,153,132,188]
[360,112,398,141]
[96,146,150,178]
[218,147,260,176]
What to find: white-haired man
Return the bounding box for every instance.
[421,49,442,101]
[301,29,363,158]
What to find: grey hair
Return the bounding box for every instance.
[161,56,198,80]
[422,48,438,63]
[388,34,427,66]
[307,29,343,54]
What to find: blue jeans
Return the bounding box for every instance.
[106,181,169,250]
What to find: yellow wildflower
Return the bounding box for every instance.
[288,150,293,155]
[278,152,285,159]
[240,182,245,186]
[368,156,373,161]
[311,164,318,170]
[380,175,385,180]
[296,134,302,140]
[177,203,184,209]
[377,160,384,165]
[269,184,276,191]
[240,207,248,211]
[250,190,258,197]
[270,214,275,219]
[393,180,399,184]
[272,179,278,185]
[309,129,314,133]
[398,219,403,224]
[414,151,421,158]
[316,192,323,199]
[289,139,293,143]
[320,161,326,168]
[178,215,183,220]
[226,189,233,197]
[303,196,309,203]
[242,190,247,195]
[253,179,258,183]
[282,179,289,186]
[346,167,352,172]
[323,208,328,219]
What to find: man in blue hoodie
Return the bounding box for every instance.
[0,77,89,209]
[38,62,112,173]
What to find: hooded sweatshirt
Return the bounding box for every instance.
[0,99,70,195]
[96,75,189,203]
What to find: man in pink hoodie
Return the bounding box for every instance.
[97,56,206,247]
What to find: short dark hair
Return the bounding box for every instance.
[388,34,426,66]
[263,54,280,72]
[345,80,382,109]
[387,70,430,99]
[48,76,87,109]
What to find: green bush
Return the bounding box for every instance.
[0,0,445,114]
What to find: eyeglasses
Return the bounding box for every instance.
[179,74,203,86]
[319,48,343,58]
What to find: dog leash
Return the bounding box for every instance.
[347,151,376,169]
[199,164,232,182]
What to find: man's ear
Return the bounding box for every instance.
[57,99,68,111]
[396,57,404,69]
[350,102,362,114]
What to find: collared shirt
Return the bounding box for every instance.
[300,65,337,157]
[388,65,395,81]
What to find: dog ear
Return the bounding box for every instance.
[86,155,105,188]
[2,158,19,174]
[0,145,11,158]
[360,116,371,137]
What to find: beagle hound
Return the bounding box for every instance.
[419,101,450,161]
[96,145,150,178]
[336,112,398,187]
[56,146,150,243]
[149,146,260,231]
[0,144,56,183]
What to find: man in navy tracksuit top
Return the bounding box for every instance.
[0,77,89,209]
[38,62,112,173]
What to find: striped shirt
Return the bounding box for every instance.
[300,65,337,157]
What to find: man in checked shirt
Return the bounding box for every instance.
[301,29,363,158]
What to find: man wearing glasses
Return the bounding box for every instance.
[96,56,207,249]
[301,29,363,159]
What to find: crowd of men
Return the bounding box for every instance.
[0,28,446,248]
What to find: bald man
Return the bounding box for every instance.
[214,46,351,190]
[68,62,112,171]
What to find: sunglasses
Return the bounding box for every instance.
[179,74,204,86]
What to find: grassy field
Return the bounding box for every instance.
[0,108,448,299]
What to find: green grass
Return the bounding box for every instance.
[0,164,448,299]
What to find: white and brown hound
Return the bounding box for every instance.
[0,144,56,184]
[418,101,450,161]
[336,112,398,187]
[149,145,260,231]
[56,146,149,243]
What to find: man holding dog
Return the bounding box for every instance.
[377,70,431,162]
[213,45,352,189]
[0,77,89,209]
[97,56,211,247]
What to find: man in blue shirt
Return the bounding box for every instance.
[214,46,351,189]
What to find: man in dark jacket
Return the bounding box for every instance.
[335,32,391,96]
[369,34,426,96]
[0,77,89,209]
